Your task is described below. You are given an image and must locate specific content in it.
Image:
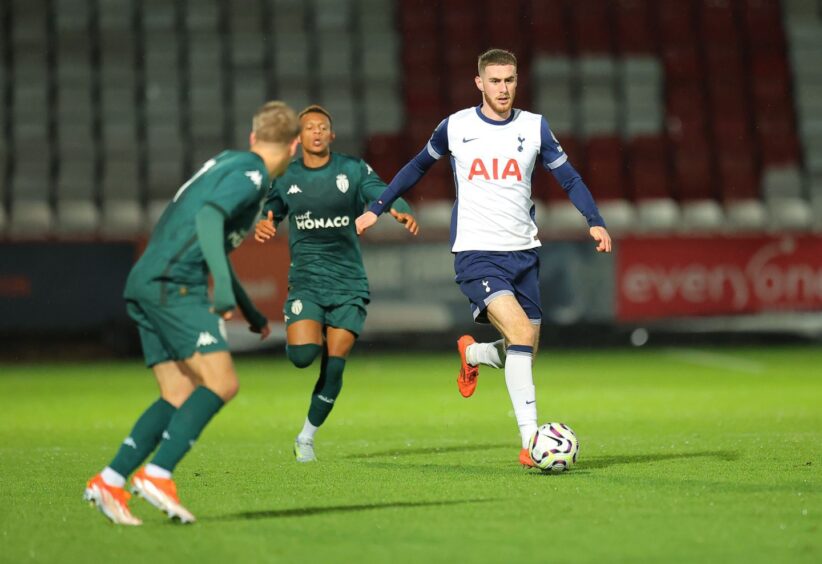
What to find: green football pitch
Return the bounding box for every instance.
[1,347,819,563]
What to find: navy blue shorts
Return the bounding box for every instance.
[454,249,542,324]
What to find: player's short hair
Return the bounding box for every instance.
[252,101,300,144]
[298,104,334,130]
[477,48,518,75]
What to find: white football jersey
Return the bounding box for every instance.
[426,107,568,252]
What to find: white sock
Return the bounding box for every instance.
[466,339,506,369]
[145,463,172,479]
[101,466,126,488]
[298,418,318,441]
[504,347,538,448]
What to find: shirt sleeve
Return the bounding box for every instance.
[205,168,266,218]
[358,159,412,215]
[262,179,289,224]
[367,118,448,216]
[539,118,606,228]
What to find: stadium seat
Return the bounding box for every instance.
[100,199,145,238]
[719,153,760,201]
[673,147,715,200]
[571,0,613,54]
[615,0,655,54]
[584,137,625,200]
[415,200,454,232]
[364,83,404,135]
[636,198,681,232]
[725,199,767,231]
[543,201,589,233]
[657,0,696,48]
[596,199,637,234]
[529,0,571,54]
[56,200,99,236]
[768,197,813,231]
[9,200,53,239]
[680,200,725,231]
[699,0,740,48]
[762,166,804,199]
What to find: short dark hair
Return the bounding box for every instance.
[298,104,333,130]
[477,48,518,74]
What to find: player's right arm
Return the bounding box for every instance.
[255,181,288,243]
[195,204,235,318]
[356,118,449,235]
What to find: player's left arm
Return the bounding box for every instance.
[539,118,612,253]
[227,261,270,340]
[358,160,419,236]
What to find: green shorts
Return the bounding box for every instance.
[126,282,229,367]
[284,292,368,336]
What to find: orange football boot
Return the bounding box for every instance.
[131,467,196,524]
[519,448,536,468]
[84,474,142,525]
[457,335,479,397]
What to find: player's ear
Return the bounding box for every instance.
[330,130,336,142]
[288,137,299,157]
[249,131,257,146]
[474,75,483,92]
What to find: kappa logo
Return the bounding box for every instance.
[482,280,491,293]
[336,174,349,193]
[287,184,302,195]
[317,395,336,404]
[162,431,171,440]
[123,437,137,449]
[365,163,374,175]
[196,331,218,348]
[291,300,303,316]
[245,170,263,190]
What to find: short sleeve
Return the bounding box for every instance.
[539,117,569,171]
[426,118,450,160]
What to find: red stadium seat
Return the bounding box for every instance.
[719,153,760,200]
[570,0,613,54]
[484,0,526,55]
[584,137,625,201]
[657,0,696,48]
[615,0,656,54]
[628,135,672,200]
[529,0,571,54]
[699,0,739,48]
[673,146,715,200]
[741,0,785,52]
[756,114,800,166]
[662,46,701,83]
[364,134,409,181]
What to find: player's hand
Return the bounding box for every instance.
[254,211,277,242]
[389,208,420,236]
[355,211,379,235]
[589,226,612,253]
[250,322,271,340]
[210,306,235,320]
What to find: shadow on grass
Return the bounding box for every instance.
[209,498,498,522]
[578,450,740,471]
[343,443,511,459]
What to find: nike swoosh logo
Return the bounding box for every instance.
[462,137,478,143]
[525,400,536,405]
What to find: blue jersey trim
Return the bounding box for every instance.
[474,105,518,126]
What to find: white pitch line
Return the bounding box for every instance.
[663,348,765,374]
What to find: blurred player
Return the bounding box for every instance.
[356,49,612,467]
[255,105,418,462]
[84,101,300,525]
[254,105,418,463]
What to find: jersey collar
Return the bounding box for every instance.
[475,105,518,126]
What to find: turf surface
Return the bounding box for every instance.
[0,347,820,563]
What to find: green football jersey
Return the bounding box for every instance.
[263,152,411,299]
[125,150,269,298]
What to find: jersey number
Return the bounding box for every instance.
[173,159,217,202]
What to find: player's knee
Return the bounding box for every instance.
[287,343,322,368]
[216,378,240,402]
[508,322,537,347]
[162,387,192,408]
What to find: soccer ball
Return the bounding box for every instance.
[528,422,579,472]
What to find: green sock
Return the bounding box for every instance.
[109,398,176,478]
[307,355,345,427]
[150,386,224,472]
